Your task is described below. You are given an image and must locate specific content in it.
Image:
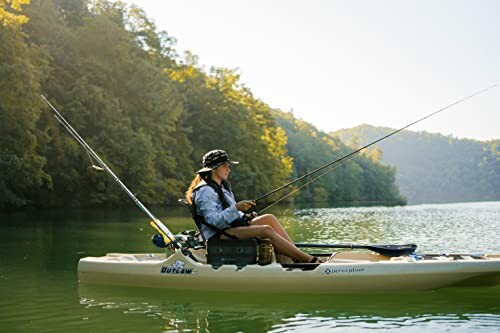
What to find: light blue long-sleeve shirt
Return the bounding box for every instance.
[192,183,243,240]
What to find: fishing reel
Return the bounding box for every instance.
[243,211,259,223]
[152,230,204,249]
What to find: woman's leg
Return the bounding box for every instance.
[249,214,293,243]
[222,225,314,263]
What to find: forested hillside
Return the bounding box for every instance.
[332,125,500,204]
[0,0,405,210]
[274,112,406,205]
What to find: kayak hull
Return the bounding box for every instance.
[78,251,500,294]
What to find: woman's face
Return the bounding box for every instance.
[212,162,231,181]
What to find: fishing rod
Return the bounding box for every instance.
[40,95,182,251]
[254,83,498,205]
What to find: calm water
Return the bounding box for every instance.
[0,201,499,332]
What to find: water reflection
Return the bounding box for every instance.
[79,285,500,333]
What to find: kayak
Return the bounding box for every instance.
[45,95,500,294]
[78,249,500,294]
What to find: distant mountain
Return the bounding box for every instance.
[331,125,500,204]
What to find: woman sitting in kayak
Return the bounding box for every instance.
[186,149,320,263]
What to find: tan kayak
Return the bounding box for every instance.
[45,96,500,294]
[78,249,500,294]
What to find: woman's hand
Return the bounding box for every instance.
[236,200,256,212]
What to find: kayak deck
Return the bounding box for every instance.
[78,249,500,293]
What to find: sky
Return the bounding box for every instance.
[124,0,499,141]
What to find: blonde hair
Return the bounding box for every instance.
[185,173,210,204]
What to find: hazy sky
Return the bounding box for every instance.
[124,0,499,140]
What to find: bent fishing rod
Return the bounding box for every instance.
[254,83,498,206]
[40,95,182,251]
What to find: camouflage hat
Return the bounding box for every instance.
[196,150,239,174]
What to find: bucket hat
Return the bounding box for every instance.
[196,149,239,174]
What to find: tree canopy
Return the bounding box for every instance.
[0,0,30,28]
[0,0,405,210]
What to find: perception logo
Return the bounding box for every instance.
[324,267,365,275]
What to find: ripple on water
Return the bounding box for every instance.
[268,312,500,333]
[279,201,500,253]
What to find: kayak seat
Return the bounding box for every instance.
[177,198,240,241]
[178,198,206,241]
[178,198,198,222]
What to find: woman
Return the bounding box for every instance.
[186,149,320,263]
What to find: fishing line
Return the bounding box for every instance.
[258,152,360,213]
[254,83,498,205]
[51,108,104,171]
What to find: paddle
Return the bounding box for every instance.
[295,243,417,257]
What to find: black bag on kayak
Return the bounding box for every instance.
[207,238,274,268]
[207,238,258,268]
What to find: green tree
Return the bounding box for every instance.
[0,8,50,209]
[24,0,191,207]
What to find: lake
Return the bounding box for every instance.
[0,201,499,332]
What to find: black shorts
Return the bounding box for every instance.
[230,216,250,228]
[208,217,249,240]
